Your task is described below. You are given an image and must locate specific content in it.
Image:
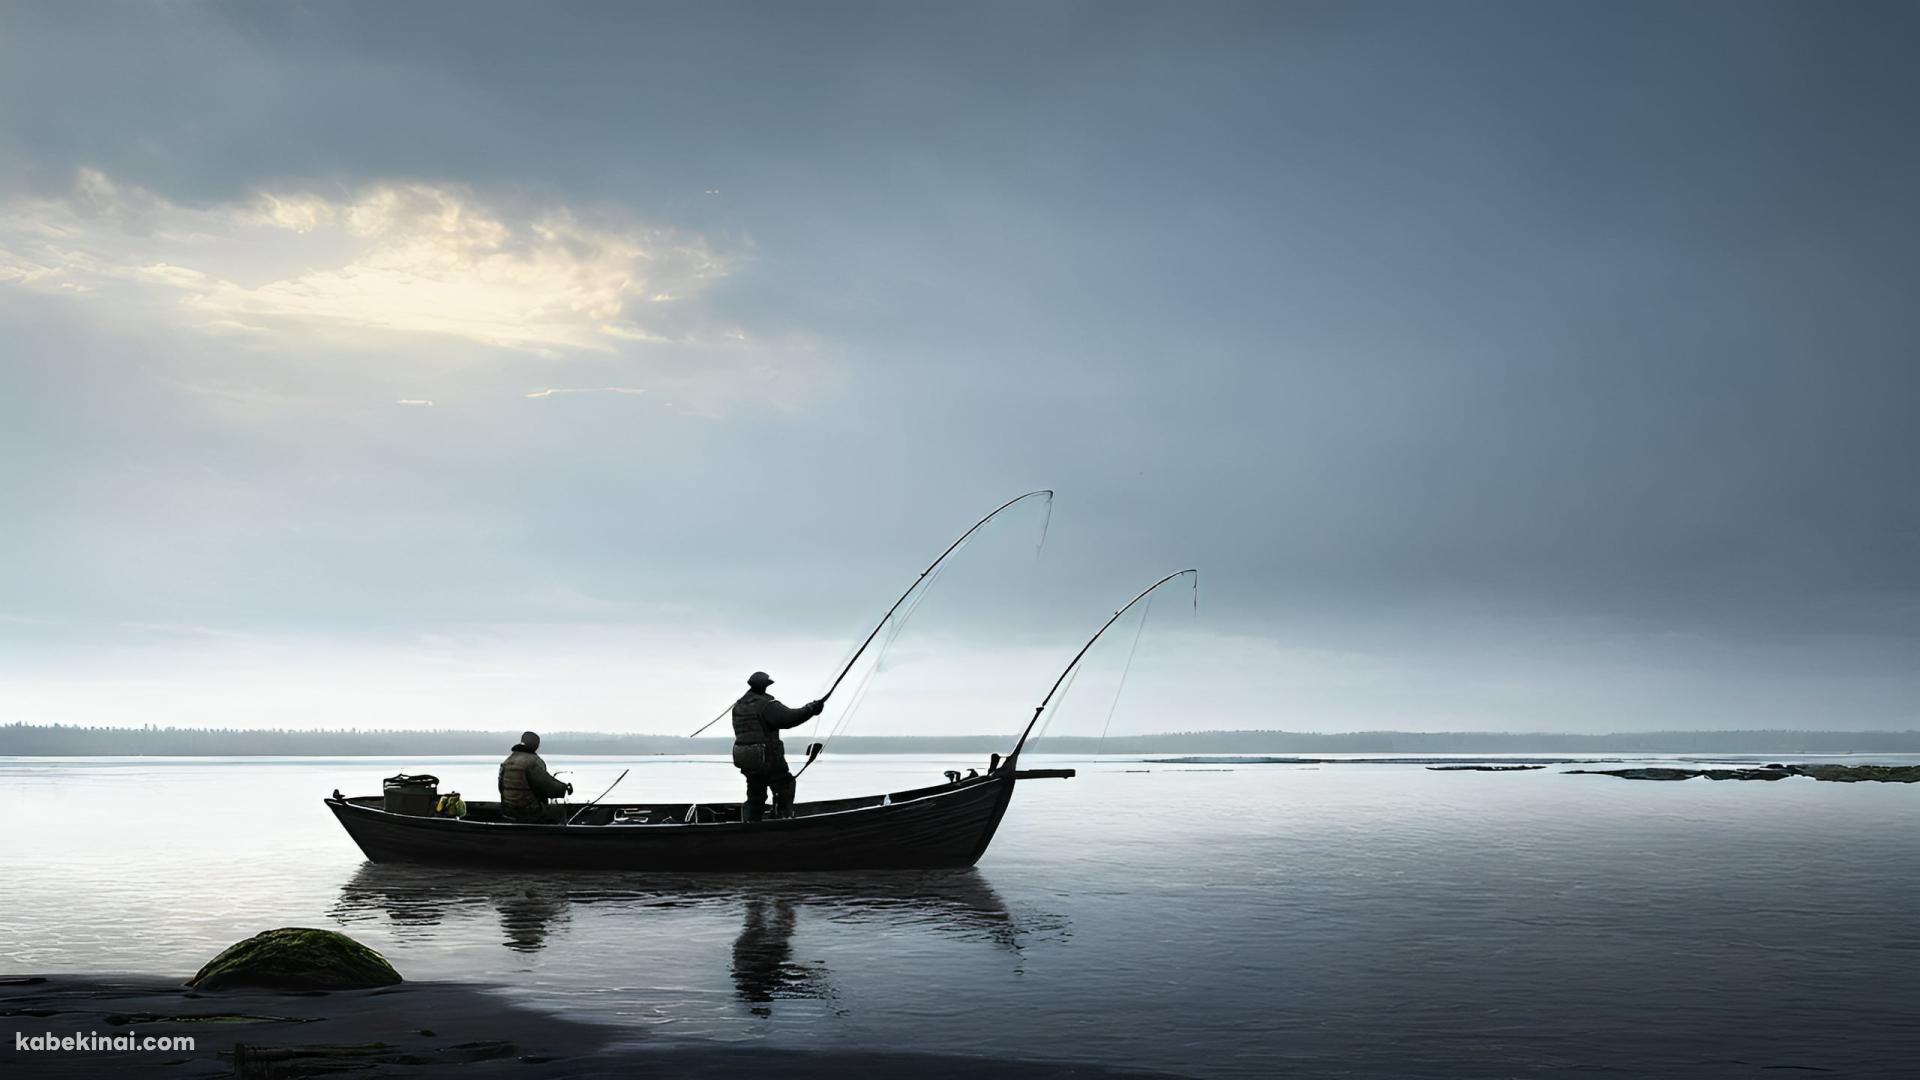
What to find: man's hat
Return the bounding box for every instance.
[748,671,773,688]
[520,731,541,750]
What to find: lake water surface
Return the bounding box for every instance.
[3,753,1917,1077]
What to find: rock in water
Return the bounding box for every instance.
[1565,767,1701,781]
[1786,764,1920,783]
[187,928,401,991]
[1567,764,1920,784]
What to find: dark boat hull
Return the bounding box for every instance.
[326,772,1023,872]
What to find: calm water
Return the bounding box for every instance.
[3,753,1918,1077]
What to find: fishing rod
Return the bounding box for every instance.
[1009,568,1198,761]
[686,489,1054,739]
[789,490,1054,777]
[565,768,630,825]
[820,488,1053,703]
[686,702,732,739]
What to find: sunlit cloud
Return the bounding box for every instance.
[524,386,647,398]
[0,169,732,351]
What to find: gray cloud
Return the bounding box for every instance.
[0,1,1913,733]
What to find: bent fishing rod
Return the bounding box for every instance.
[1009,568,1198,761]
[687,489,1055,738]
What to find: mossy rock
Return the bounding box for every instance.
[187,928,401,991]
[1788,764,1920,783]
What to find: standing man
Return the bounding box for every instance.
[498,730,573,823]
[731,672,823,821]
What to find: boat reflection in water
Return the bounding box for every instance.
[330,863,1057,1008]
[329,863,573,952]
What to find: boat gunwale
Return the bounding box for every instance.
[326,769,1013,833]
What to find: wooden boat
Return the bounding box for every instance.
[324,762,1074,872]
[322,493,1192,874]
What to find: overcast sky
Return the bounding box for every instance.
[0,1,1913,737]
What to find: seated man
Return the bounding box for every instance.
[498,730,572,823]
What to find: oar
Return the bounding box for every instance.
[565,768,630,825]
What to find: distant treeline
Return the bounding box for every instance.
[4,723,1918,756]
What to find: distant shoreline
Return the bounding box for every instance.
[4,723,1917,756]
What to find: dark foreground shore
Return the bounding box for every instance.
[2,976,1179,1079]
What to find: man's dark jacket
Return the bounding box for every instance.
[731,692,818,774]
[499,743,569,810]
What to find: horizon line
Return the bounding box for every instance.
[4,722,1918,737]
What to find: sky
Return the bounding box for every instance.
[0,1,1913,737]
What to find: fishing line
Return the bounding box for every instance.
[1088,574,1194,752]
[805,556,948,761]
[687,490,1052,741]
[1095,596,1153,756]
[1010,569,1197,760]
[1033,647,1088,743]
[818,491,1052,703]
[802,556,949,755]
[803,497,1052,767]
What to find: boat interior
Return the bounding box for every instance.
[339,761,1066,827]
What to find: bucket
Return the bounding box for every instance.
[382,773,440,816]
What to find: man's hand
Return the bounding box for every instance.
[808,699,826,716]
